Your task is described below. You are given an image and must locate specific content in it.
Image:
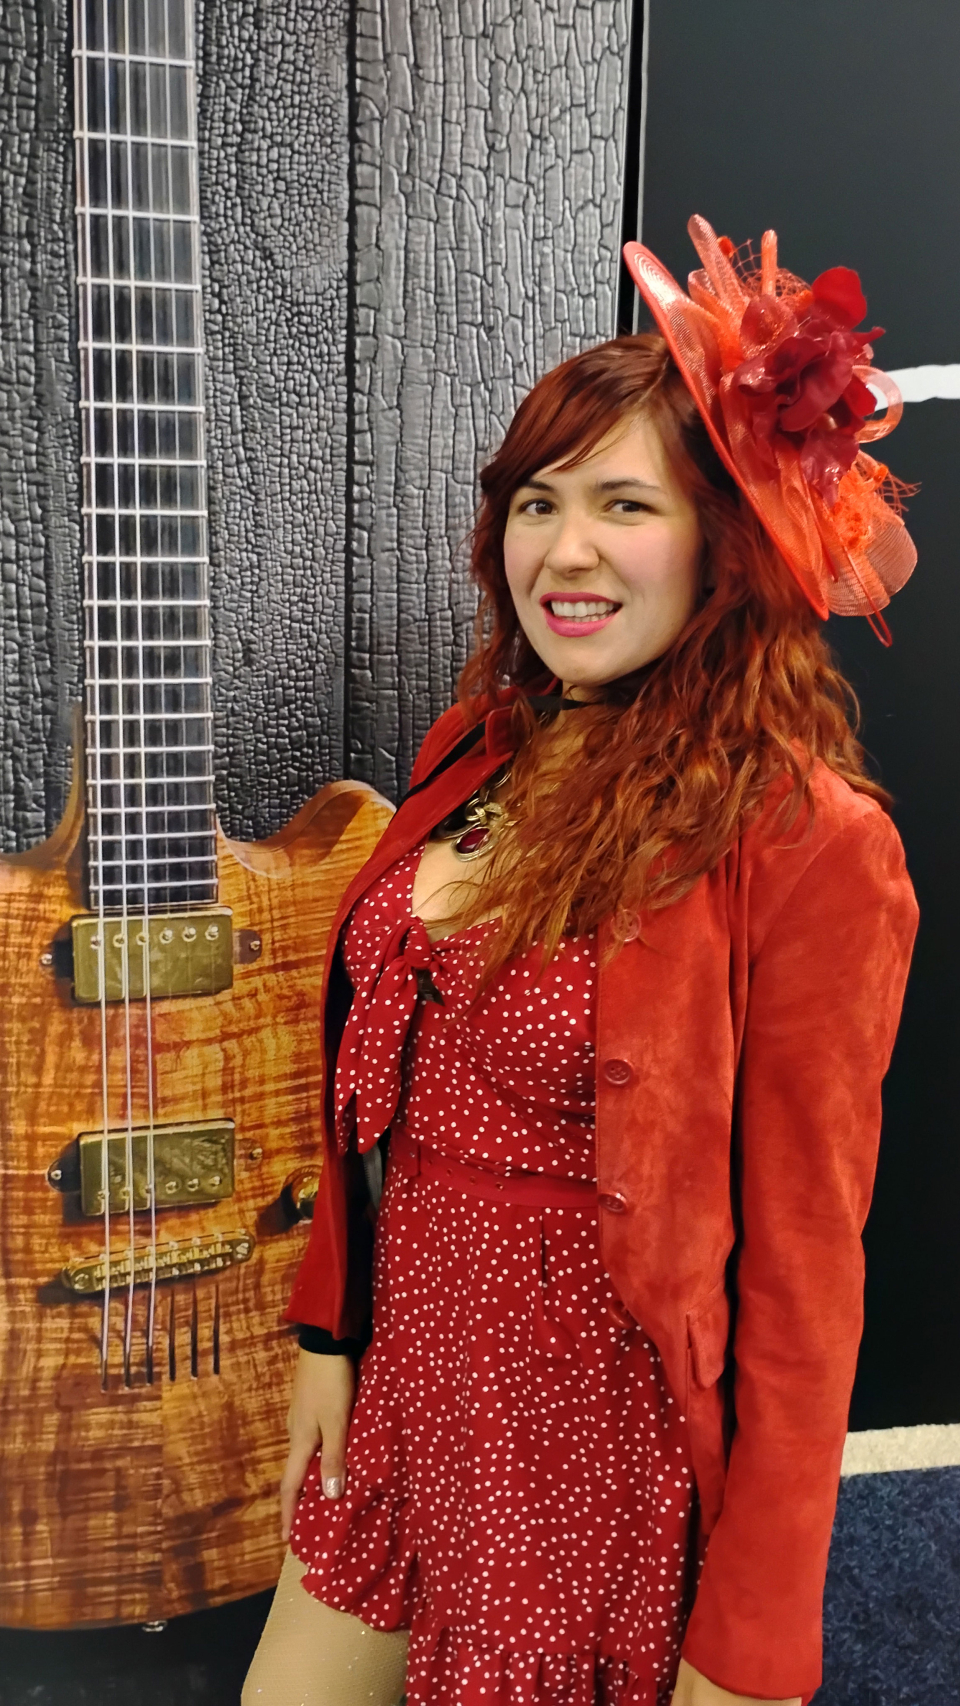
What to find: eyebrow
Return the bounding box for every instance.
[519,475,665,496]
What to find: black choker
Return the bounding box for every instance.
[524,694,589,714]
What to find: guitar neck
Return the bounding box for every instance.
[74,0,215,916]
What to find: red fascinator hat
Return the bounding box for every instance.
[623,217,916,640]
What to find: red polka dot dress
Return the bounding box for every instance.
[290,846,695,1705]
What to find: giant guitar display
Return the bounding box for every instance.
[0,0,391,1627]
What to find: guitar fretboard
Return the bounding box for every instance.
[74,0,215,914]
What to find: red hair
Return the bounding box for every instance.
[456,334,887,973]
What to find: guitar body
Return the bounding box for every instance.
[0,768,392,1628]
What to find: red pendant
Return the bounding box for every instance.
[454,824,489,857]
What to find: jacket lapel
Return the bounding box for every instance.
[321,705,519,1009]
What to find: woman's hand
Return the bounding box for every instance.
[671,1658,801,1706]
[279,1350,356,1542]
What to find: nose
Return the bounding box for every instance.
[542,510,601,577]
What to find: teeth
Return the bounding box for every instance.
[548,599,618,618]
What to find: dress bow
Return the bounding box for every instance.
[336,916,445,1153]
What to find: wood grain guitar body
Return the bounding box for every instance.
[0,770,392,1628]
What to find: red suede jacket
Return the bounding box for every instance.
[287,702,919,1701]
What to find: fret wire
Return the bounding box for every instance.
[81,348,202,362]
[84,559,209,569]
[90,892,219,903]
[85,694,212,704]
[90,742,215,754]
[77,54,192,70]
[86,730,214,742]
[83,508,207,519]
[89,802,214,815]
[85,688,212,697]
[90,828,216,838]
[91,880,218,894]
[85,727,214,738]
[90,772,217,786]
[89,833,216,845]
[93,854,219,868]
[76,288,203,304]
[85,693,212,703]
[83,597,207,606]
[77,210,196,224]
[80,406,204,420]
[85,701,212,710]
[90,783,215,797]
[84,636,210,649]
[85,464,205,475]
[78,132,192,147]
[84,625,210,637]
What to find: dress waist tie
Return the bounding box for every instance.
[390,1121,597,1211]
[390,1124,596,1363]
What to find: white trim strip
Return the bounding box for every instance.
[869,363,960,405]
[841,1422,960,1477]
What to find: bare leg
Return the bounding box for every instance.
[242,1550,409,1706]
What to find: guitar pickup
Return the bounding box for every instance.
[71,909,234,1002]
[65,1119,236,1215]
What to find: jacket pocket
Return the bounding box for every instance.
[687,1281,730,1389]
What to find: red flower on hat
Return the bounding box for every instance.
[731,267,884,507]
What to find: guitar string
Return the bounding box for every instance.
[137,0,160,1377]
[97,0,140,1390]
[180,0,219,1375]
[76,0,115,1391]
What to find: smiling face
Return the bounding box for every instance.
[502,411,704,693]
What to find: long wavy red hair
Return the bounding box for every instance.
[455,334,887,973]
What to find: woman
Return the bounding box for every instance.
[243,219,919,1706]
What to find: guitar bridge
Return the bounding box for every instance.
[61,1231,255,1295]
[70,909,234,1003]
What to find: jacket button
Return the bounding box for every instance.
[602,1058,632,1086]
[598,1191,628,1215]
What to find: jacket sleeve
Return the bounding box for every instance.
[681,806,919,1700]
[284,703,469,1336]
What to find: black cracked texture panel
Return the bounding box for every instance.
[350,0,631,798]
[196,0,350,838]
[0,0,82,852]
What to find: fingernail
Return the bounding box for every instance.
[322,1476,343,1499]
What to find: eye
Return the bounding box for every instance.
[516,497,553,516]
[610,498,650,514]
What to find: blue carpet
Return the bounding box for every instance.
[819,1465,960,1704]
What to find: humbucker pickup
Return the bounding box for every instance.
[71,909,234,1002]
[62,1231,255,1295]
[66,1120,236,1215]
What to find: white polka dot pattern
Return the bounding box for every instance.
[290,845,695,1705]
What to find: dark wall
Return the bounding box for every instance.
[641,0,960,1427]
